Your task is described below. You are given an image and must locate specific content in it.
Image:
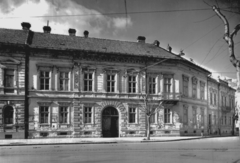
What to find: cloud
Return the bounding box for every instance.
[0,0,133,37]
[112,17,133,29]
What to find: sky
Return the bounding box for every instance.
[0,0,240,80]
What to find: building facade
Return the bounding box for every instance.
[0,22,237,139]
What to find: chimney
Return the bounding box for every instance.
[167,44,172,52]
[69,28,76,36]
[137,36,146,43]
[83,30,89,38]
[43,26,51,33]
[21,22,31,30]
[179,49,185,56]
[153,40,160,47]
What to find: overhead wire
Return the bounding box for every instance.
[0,7,237,19]
[201,36,223,64]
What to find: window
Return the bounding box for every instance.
[210,92,213,105]
[150,113,155,124]
[164,108,171,123]
[214,93,217,105]
[84,72,93,91]
[3,106,14,124]
[4,69,14,93]
[183,76,189,97]
[224,115,227,125]
[40,106,49,124]
[40,71,50,90]
[129,108,136,123]
[84,107,92,123]
[107,74,115,93]
[148,76,156,94]
[164,78,171,93]
[229,116,232,125]
[200,82,205,100]
[128,75,136,93]
[59,72,69,91]
[192,77,197,98]
[59,107,68,124]
[183,107,188,125]
[192,108,197,125]
[201,108,204,126]
[214,115,216,125]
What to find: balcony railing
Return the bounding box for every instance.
[221,106,232,112]
[159,92,181,101]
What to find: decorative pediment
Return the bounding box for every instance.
[37,102,52,106]
[81,66,96,73]
[200,81,205,87]
[0,57,21,65]
[183,104,189,109]
[103,67,120,74]
[182,75,189,81]
[36,63,54,71]
[192,76,198,84]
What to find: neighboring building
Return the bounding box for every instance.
[0,28,28,139]
[208,77,236,135]
[0,22,237,139]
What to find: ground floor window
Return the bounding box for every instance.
[3,106,14,124]
[84,107,92,124]
[59,106,68,124]
[129,108,136,123]
[164,108,171,123]
[40,106,49,124]
[150,113,156,124]
[183,107,188,125]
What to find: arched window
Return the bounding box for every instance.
[3,106,14,124]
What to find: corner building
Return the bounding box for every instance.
[0,22,236,139]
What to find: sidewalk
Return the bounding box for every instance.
[0,136,231,146]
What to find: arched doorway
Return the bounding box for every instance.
[102,107,119,137]
[3,106,14,124]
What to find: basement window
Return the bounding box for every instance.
[164,130,170,134]
[58,132,68,135]
[5,135,12,139]
[40,132,48,137]
[129,131,136,135]
[84,131,92,135]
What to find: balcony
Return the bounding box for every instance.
[221,106,232,112]
[159,92,181,105]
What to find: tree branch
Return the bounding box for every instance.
[212,5,229,41]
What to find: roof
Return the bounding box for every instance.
[0,28,210,73]
[0,28,28,45]
[0,28,181,60]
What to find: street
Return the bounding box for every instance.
[0,137,240,163]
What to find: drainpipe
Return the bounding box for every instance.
[217,83,220,135]
[24,30,33,139]
[24,43,29,139]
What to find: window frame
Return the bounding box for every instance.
[59,106,69,124]
[106,73,115,93]
[59,71,69,91]
[128,75,137,93]
[3,105,14,125]
[39,106,49,124]
[192,107,197,125]
[164,108,171,124]
[84,106,92,124]
[192,77,198,99]
[182,75,189,97]
[183,105,188,126]
[39,70,51,90]
[163,77,172,93]
[148,76,156,94]
[129,107,137,124]
[200,81,205,100]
